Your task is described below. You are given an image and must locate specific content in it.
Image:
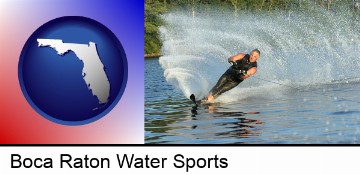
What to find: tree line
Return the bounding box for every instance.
[145,0,359,57]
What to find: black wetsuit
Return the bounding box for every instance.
[209,54,257,99]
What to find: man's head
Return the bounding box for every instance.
[250,49,260,62]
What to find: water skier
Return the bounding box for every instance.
[204,49,261,102]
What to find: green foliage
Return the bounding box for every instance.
[145,0,167,55]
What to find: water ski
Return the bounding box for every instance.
[190,94,212,106]
[190,94,197,105]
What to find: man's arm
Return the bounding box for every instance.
[228,53,245,62]
[241,67,257,79]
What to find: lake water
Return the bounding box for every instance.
[145,9,360,144]
[145,58,360,144]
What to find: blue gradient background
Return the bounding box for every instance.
[0,0,144,143]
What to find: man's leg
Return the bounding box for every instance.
[207,75,241,101]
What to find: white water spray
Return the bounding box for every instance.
[159,9,360,102]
